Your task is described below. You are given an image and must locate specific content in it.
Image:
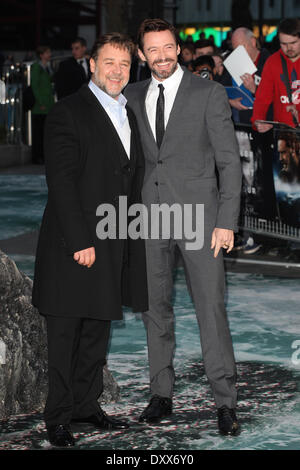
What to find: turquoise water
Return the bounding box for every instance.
[0,174,300,450]
[0,175,48,240]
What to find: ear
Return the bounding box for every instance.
[138,48,146,62]
[177,44,181,56]
[251,36,257,48]
[90,57,96,74]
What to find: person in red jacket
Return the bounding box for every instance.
[252,18,300,132]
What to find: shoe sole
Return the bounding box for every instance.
[243,245,262,255]
[219,423,241,436]
[139,410,172,424]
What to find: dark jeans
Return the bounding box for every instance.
[44,315,111,426]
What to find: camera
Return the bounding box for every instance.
[198,68,211,80]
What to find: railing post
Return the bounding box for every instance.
[25,63,32,147]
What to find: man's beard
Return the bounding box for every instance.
[286,50,300,59]
[93,68,128,98]
[150,59,177,80]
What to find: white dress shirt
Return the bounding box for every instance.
[88,80,131,158]
[145,64,184,142]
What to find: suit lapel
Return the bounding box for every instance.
[138,70,191,154]
[126,106,137,168]
[139,79,157,145]
[80,85,130,170]
[159,70,191,151]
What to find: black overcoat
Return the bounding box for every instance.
[55,57,90,99]
[32,84,148,320]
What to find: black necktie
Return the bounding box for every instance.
[156,84,165,148]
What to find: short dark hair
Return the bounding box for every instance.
[192,55,215,71]
[194,39,215,53]
[36,45,50,58]
[137,18,179,52]
[181,42,195,54]
[71,37,87,47]
[90,33,135,62]
[278,18,300,37]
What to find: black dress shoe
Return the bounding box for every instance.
[139,395,172,423]
[217,405,240,436]
[72,411,129,429]
[46,424,75,447]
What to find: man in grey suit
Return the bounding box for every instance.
[125,19,242,435]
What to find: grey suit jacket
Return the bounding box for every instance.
[125,69,242,232]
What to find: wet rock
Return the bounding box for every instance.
[0,249,119,420]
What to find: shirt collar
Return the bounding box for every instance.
[88,79,128,127]
[150,64,184,92]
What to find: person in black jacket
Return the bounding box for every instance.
[32,33,148,447]
[55,37,90,99]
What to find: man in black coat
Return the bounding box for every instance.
[32,33,148,447]
[55,37,90,99]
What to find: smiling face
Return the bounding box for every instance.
[90,43,131,99]
[138,30,180,81]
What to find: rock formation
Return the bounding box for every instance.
[0,249,119,421]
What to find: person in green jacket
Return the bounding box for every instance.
[31,46,54,164]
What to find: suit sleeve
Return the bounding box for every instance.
[205,83,242,231]
[127,107,145,204]
[44,102,93,254]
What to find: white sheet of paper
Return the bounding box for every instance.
[223,45,257,87]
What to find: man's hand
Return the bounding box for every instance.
[240,73,256,94]
[229,97,249,111]
[254,120,273,133]
[286,104,299,125]
[73,247,96,268]
[211,228,234,258]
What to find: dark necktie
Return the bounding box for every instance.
[155,83,165,148]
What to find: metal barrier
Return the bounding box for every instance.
[241,215,300,242]
[235,123,300,242]
[0,63,25,145]
[0,56,69,147]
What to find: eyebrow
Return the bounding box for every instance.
[280,40,299,44]
[147,43,175,50]
[103,58,130,64]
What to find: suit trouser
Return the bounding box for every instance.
[142,237,237,409]
[44,315,111,426]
